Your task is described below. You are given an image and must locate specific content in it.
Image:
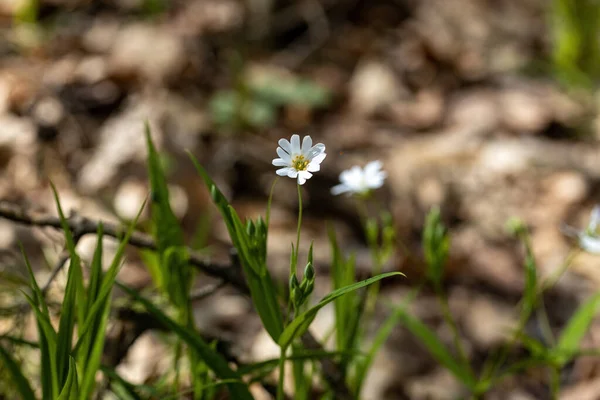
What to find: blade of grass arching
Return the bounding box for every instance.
[78,298,111,400]
[50,184,87,338]
[55,256,82,388]
[554,291,600,366]
[116,282,254,400]
[187,153,237,243]
[395,308,476,390]
[20,244,48,316]
[279,272,404,349]
[76,225,105,371]
[50,184,86,386]
[74,201,145,354]
[338,254,361,368]
[86,224,104,310]
[189,152,284,341]
[0,344,36,400]
[353,284,422,396]
[229,207,284,340]
[57,357,79,400]
[21,250,58,400]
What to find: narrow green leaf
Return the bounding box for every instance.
[279,272,404,349]
[57,357,79,400]
[116,282,254,400]
[188,152,283,342]
[396,308,475,388]
[55,256,81,387]
[354,285,421,395]
[76,225,104,378]
[145,122,185,253]
[19,244,48,317]
[0,344,36,400]
[78,299,111,400]
[554,291,600,365]
[74,201,146,354]
[20,250,58,400]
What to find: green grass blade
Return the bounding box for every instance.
[554,291,600,366]
[145,123,192,307]
[396,308,475,389]
[354,285,421,395]
[78,298,111,400]
[116,282,254,400]
[20,244,49,316]
[76,225,104,375]
[55,256,81,387]
[279,272,404,349]
[74,201,145,354]
[145,122,185,253]
[0,344,36,400]
[20,249,58,400]
[188,152,284,342]
[57,357,79,400]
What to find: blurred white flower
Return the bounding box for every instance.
[563,205,600,253]
[272,134,326,185]
[331,160,387,196]
[579,205,600,253]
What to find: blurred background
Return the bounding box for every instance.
[1,0,600,398]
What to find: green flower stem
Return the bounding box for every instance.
[293,183,303,277]
[435,284,474,378]
[550,365,560,400]
[356,198,383,328]
[277,345,287,400]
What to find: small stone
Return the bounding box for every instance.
[113,180,148,220]
[349,60,401,116]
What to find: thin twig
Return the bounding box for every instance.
[190,281,227,302]
[41,234,83,295]
[0,201,354,399]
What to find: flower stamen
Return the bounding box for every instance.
[292,155,309,171]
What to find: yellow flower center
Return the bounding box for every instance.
[292,155,309,171]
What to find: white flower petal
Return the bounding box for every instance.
[272,158,289,167]
[291,134,301,154]
[277,147,292,162]
[307,143,325,159]
[288,170,298,178]
[365,160,383,176]
[579,234,600,254]
[331,183,350,195]
[298,170,312,180]
[307,162,320,172]
[278,138,292,153]
[310,153,326,166]
[589,205,600,232]
[276,167,293,176]
[302,136,312,153]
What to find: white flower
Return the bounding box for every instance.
[563,205,600,254]
[272,134,326,185]
[579,205,600,253]
[331,160,387,196]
